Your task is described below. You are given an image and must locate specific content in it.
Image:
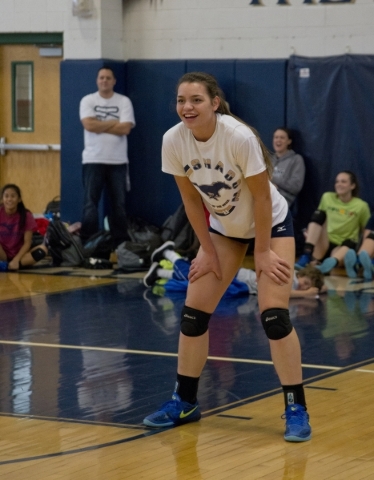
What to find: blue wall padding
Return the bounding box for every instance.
[60,58,289,228]
[235,60,287,149]
[182,59,286,148]
[125,60,186,226]
[287,54,374,226]
[60,59,126,224]
[60,55,374,231]
[186,59,236,110]
[126,59,287,226]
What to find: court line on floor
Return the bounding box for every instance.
[202,358,374,416]
[1,357,372,467]
[0,340,340,371]
[0,430,160,466]
[0,411,145,430]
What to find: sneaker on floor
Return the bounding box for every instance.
[358,250,373,281]
[316,257,338,274]
[295,253,311,270]
[0,261,8,272]
[143,393,201,428]
[143,262,160,288]
[344,249,358,278]
[151,241,176,263]
[283,404,311,442]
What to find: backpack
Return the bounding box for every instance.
[44,195,61,218]
[160,204,198,254]
[45,219,85,267]
[127,215,162,250]
[116,241,152,272]
[83,230,113,260]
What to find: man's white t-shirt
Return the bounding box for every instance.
[162,114,288,239]
[80,91,135,165]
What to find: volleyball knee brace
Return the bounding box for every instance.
[261,308,293,340]
[31,247,46,262]
[311,209,326,226]
[180,305,211,337]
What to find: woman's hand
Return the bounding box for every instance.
[255,249,291,285]
[8,258,20,270]
[188,248,222,283]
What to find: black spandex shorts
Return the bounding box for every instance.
[209,209,294,244]
[321,240,357,261]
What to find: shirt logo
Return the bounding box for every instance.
[192,181,232,201]
[94,105,119,120]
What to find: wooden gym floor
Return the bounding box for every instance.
[1,261,374,479]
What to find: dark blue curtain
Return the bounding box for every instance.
[287,54,374,226]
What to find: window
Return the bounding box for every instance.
[12,62,34,132]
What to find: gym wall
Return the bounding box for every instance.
[60,58,286,227]
[287,54,374,225]
[60,54,374,230]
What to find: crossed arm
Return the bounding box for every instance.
[290,285,327,298]
[81,117,133,136]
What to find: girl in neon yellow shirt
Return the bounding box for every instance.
[295,171,370,274]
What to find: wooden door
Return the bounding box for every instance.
[0,44,61,214]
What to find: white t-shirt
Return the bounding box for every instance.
[162,114,288,239]
[80,91,135,165]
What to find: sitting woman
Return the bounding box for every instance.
[295,171,370,274]
[344,213,374,280]
[0,184,48,271]
[271,127,305,208]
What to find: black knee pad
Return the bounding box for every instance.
[261,308,293,340]
[341,239,356,249]
[310,209,326,226]
[31,247,46,262]
[180,305,211,337]
[366,231,374,241]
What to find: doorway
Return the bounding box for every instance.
[0,41,61,214]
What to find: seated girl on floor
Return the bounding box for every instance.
[0,184,48,271]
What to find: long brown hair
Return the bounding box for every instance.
[177,72,273,177]
[1,184,28,230]
[339,170,359,197]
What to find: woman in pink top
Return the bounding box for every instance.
[0,184,48,271]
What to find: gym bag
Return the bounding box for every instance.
[45,219,85,267]
[44,195,61,218]
[116,241,152,272]
[160,203,198,254]
[83,230,113,260]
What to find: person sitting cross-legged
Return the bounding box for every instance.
[344,213,374,280]
[0,184,48,271]
[295,171,370,275]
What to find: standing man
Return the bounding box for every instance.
[79,66,135,247]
